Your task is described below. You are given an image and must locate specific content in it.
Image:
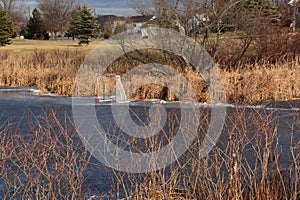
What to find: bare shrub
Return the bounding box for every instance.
[0,101,298,199]
[106,106,299,200]
[0,110,91,199]
[215,30,300,71]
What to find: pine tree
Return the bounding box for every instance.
[114,22,123,35]
[67,6,81,40]
[103,22,112,39]
[0,9,13,46]
[73,4,98,45]
[26,8,48,40]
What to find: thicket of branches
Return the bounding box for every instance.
[132,0,299,71]
[36,0,78,39]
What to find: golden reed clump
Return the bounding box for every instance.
[0,49,299,103]
[0,50,85,96]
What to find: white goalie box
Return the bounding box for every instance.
[95,74,127,103]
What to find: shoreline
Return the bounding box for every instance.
[0,86,299,111]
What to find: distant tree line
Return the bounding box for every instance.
[0,0,297,47]
[130,0,300,70]
[0,0,99,46]
[132,0,282,54]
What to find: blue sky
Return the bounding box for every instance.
[26,0,137,16]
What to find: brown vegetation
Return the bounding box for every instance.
[1,31,300,104]
[0,110,91,199]
[1,106,298,199]
[222,63,300,104]
[0,49,85,96]
[0,36,299,198]
[0,41,299,103]
[108,108,300,199]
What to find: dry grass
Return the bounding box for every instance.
[1,106,298,199]
[222,62,300,104]
[102,106,300,199]
[1,39,101,55]
[0,38,299,103]
[0,39,102,95]
[0,110,91,199]
[0,49,85,95]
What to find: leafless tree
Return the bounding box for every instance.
[36,0,78,39]
[0,0,16,11]
[131,0,242,56]
[131,0,156,15]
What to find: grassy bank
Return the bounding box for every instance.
[0,39,101,55]
[0,41,300,103]
[0,39,299,103]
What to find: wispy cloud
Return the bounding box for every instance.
[24,0,136,16]
[95,8,137,16]
[82,0,131,8]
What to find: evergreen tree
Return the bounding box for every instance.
[25,8,49,40]
[67,6,81,40]
[73,4,98,45]
[0,9,13,46]
[114,22,124,35]
[103,22,112,39]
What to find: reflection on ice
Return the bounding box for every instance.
[0,86,40,95]
[0,87,299,111]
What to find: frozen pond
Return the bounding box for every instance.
[0,87,299,197]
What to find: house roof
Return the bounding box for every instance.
[127,15,154,23]
[97,15,126,24]
[141,17,160,28]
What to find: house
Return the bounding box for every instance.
[141,16,159,28]
[97,15,127,33]
[126,15,154,34]
[97,15,154,35]
[187,14,209,35]
[141,16,186,35]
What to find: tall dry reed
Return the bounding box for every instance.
[0,110,91,199]
[0,50,85,96]
[0,103,299,199]
[0,48,299,104]
[105,106,299,200]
